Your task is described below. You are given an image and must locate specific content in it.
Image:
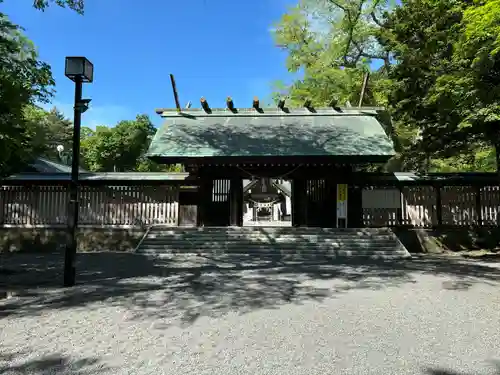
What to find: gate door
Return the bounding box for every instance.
[305,179,336,227]
[205,179,231,226]
[178,190,198,226]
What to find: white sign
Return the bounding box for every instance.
[337,184,348,220]
[362,189,401,209]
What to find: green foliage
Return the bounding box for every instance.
[380,0,500,171]
[272,0,394,106]
[32,0,85,14]
[23,105,74,160]
[80,114,172,172]
[274,0,500,172]
[0,0,84,176]
[1,0,182,176]
[0,12,54,176]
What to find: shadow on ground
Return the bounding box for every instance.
[425,360,500,374]
[1,252,499,326]
[0,350,107,374]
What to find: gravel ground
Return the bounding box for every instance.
[1,252,500,375]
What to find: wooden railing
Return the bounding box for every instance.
[0,185,179,227]
[1,183,499,228]
[362,185,500,227]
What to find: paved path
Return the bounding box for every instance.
[1,253,500,374]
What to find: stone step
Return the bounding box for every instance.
[142,236,394,243]
[143,241,399,247]
[139,245,404,252]
[148,233,394,240]
[149,231,394,238]
[138,249,410,259]
[145,238,399,243]
[147,229,396,235]
[140,244,403,250]
[136,227,410,260]
[141,246,402,253]
[142,236,402,243]
[148,226,392,231]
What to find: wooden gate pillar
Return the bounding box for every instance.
[324,178,337,228]
[229,177,243,226]
[347,185,363,228]
[292,177,306,227]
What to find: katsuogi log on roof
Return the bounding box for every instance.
[147,107,395,164]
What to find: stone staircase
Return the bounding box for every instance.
[135,227,411,260]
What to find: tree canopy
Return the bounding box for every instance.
[32,0,85,14]
[80,114,179,172]
[0,0,86,177]
[0,11,54,176]
[273,0,393,107]
[3,0,500,175]
[0,2,176,176]
[273,0,500,172]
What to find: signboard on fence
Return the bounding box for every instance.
[337,184,348,220]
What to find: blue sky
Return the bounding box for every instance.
[2,0,298,128]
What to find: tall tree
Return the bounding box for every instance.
[272,0,413,172]
[0,0,84,176]
[22,105,74,161]
[379,0,499,172]
[272,0,394,107]
[443,0,500,171]
[80,114,178,172]
[0,12,54,176]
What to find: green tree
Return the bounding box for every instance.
[32,0,85,13]
[0,0,84,13]
[380,0,500,172]
[272,0,394,107]
[273,0,500,172]
[0,12,54,176]
[22,105,74,161]
[444,0,500,171]
[272,0,415,172]
[0,0,85,177]
[80,114,179,172]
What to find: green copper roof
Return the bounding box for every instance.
[147,108,395,160]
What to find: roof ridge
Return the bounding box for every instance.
[156,107,385,117]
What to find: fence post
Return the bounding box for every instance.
[0,186,4,225]
[435,185,442,227]
[397,185,403,226]
[475,185,482,226]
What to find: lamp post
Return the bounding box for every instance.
[63,56,93,287]
[56,144,72,166]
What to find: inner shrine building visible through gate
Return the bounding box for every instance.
[146,105,396,228]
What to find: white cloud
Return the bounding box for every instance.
[39,101,134,129]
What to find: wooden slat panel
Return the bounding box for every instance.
[0,184,180,227]
[2,181,498,228]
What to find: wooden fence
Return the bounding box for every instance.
[362,185,500,227]
[0,185,179,227]
[1,183,499,228]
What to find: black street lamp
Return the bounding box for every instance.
[56,144,72,166]
[63,56,93,287]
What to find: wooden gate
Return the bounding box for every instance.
[205,179,231,226]
[178,190,198,226]
[305,179,335,227]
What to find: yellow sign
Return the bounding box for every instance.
[337,184,348,202]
